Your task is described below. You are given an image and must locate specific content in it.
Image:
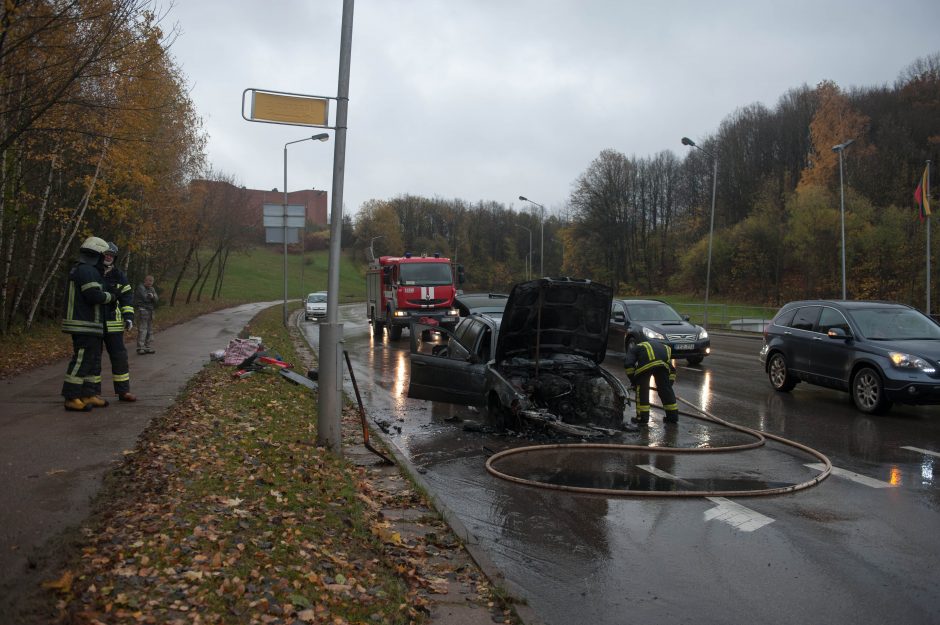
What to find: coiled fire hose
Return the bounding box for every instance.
[484,394,832,498]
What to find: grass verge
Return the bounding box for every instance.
[37,304,519,624]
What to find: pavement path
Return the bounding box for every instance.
[0,302,277,618]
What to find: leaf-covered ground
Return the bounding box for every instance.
[37,306,520,624]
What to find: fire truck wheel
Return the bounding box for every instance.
[389,324,403,340]
[371,316,383,335]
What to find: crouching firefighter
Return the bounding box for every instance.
[61,236,118,411]
[100,241,136,402]
[624,338,679,425]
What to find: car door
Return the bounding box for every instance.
[810,306,854,388]
[408,319,488,407]
[608,301,628,354]
[784,305,821,374]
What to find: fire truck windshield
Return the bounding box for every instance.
[399,262,453,286]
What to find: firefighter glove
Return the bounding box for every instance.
[124,319,133,331]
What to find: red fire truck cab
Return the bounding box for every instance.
[366,253,464,340]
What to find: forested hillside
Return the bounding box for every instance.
[351,54,940,308]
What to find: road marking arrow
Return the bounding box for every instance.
[704,497,774,532]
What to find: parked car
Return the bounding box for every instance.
[759,299,940,414]
[608,299,710,365]
[454,292,509,317]
[304,291,328,321]
[408,278,630,436]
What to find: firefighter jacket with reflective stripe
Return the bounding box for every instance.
[102,265,134,333]
[61,260,114,335]
[624,340,676,383]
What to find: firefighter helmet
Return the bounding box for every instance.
[80,236,109,255]
[107,241,119,255]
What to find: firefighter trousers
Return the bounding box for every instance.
[62,334,103,400]
[634,366,678,422]
[99,331,130,395]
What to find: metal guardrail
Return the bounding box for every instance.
[672,303,777,334]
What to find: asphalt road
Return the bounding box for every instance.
[304,304,940,625]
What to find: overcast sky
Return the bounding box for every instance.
[163,0,940,221]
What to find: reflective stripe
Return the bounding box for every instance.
[68,349,85,377]
[663,403,678,411]
[113,373,130,382]
[64,374,83,384]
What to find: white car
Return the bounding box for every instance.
[304,292,328,321]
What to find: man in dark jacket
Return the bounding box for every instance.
[133,275,157,354]
[99,241,136,401]
[62,236,117,411]
[624,339,679,425]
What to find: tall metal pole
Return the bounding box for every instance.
[318,0,354,454]
[519,196,545,277]
[681,137,717,328]
[927,160,932,315]
[282,145,289,327]
[705,155,718,328]
[515,224,531,280]
[838,149,847,300]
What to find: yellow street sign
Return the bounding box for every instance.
[247,90,330,127]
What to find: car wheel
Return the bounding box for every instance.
[851,367,892,414]
[686,356,703,366]
[768,353,797,392]
[388,315,403,340]
[625,337,637,354]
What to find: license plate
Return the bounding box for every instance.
[675,343,694,350]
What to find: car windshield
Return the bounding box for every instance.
[399,262,453,286]
[306,293,326,303]
[626,302,683,322]
[848,307,940,340]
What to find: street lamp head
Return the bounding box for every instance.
[832,138,854,152]
[312,133,330,142]
[681,137,696,147]
[518,195,528,201]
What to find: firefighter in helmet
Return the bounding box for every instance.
[624,338,679,425]
[61,236,117,411]
[99,241,136,402]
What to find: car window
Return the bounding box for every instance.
[772,307,797,328]
[817,307,850,334]
[625,302,682,322]
[789,306,821,331]
[610,302,625,322]
[848,307,940,340]
[306,293,326,303]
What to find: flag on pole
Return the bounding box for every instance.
[914,165,931,220]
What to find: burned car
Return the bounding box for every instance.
[407,278,630,437]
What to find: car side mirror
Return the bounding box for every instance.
[612,311,625,323]
[827,327,851,340]
[682,314,691,322]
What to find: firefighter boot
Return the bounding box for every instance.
[64,397,92,412]
[631,414,650,426]
[663,411,679,424]
[81,395,110,408]
[118,392,137,402]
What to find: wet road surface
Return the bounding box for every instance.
[303,305,940,625]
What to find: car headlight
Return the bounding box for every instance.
[642,326,665,340]
[447,308,459,316]
[889,351,936,374]
[698,327,709,340]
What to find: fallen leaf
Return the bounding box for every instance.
[41,570,73,592]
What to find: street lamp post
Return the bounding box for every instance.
[832,139,854,300]
[682,136,718,329]
[369,235,385,261]
[515,224,532,279]
[282,133,330,327]
[519,196,545,276]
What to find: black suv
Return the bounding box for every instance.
[608,299,710,365]
[759,300,940,414]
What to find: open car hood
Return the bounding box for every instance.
[495,278,613,364]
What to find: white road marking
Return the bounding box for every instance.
[636,465,774,532]
[805,463,896,488]
[704,497,775,532]
[901,446,940,459]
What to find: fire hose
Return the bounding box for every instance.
[484,394,832,498]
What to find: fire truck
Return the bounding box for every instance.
[366,252,464,340]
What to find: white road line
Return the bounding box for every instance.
[901,445,940,459]
[704,497,774,532]
[805,463,896,488]
[636,464,695,487]
[636,465,774,532]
